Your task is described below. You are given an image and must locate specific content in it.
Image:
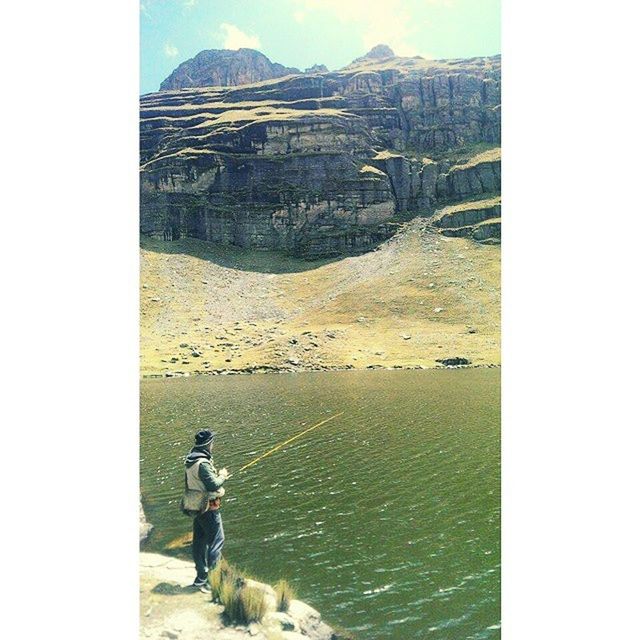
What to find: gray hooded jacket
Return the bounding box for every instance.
[184,446,226,497]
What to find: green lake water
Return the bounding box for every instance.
[140,368,500,639]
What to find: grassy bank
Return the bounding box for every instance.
[140,219,500,377]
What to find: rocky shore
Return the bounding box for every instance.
[140,501,154,542]
[140,553,341,640]
[144,361,500,379]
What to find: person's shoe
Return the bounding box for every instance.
[191,578,208,591]
[198,582,212,594]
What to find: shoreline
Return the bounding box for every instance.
[140,552,342,640]
[141,361,501,379]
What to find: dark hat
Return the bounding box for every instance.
[194,429,215,447]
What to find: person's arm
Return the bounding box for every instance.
[198,460,228,491]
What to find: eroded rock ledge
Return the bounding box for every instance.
[141,47,501,258]
[140,553,341,640]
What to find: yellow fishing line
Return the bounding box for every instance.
[165,412,345,549]
[239,411,344,472]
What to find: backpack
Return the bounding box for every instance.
[180,458,210,517]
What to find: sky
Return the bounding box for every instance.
[140,0,500,95]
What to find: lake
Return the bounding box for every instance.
[140,368,500,639]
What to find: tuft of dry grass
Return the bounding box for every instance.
[359,164,386,176]
[434,195,501,218]
[238,586,269,623]
[219,579,243,621]
[211,559,268,625]
[449,147,501,171]
[208,557,234,602]
[372,149,404,161]
[274,579,295,612]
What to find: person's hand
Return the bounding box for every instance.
[219,467,231,480]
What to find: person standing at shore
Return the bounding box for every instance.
[181,429,230,592]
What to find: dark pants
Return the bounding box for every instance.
[192,509,225,582]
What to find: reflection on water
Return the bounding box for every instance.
[141,368,500,639]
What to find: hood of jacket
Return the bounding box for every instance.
[185,445,212,468]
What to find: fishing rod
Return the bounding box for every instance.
[165,411,344,549]
[238,411,344,473]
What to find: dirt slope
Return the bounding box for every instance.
[140,219,500,377]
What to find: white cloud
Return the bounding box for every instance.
[293,10,306,23]
[164,43,179,58]
[183,0,197,7]
[219,23,261,50]
[293,0,432,59]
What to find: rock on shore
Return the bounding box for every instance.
[140,553,338,640]
[140,501,153,543]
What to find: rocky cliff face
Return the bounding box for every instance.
[142,47,501,257]
[433,195,501,242]
[160,49,300,90]
[436,148,501,200]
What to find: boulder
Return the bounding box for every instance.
[243,578,277,612]
[264,611,299,633]
[140,500,153,543]
[287,600,333,639]
[435,357,471,367]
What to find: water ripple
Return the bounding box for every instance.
[141,368,500,640]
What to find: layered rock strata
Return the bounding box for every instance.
[141,48,501,257]
[435,148,501,200]
[434,195,501,242]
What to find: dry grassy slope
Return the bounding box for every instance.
[140,219,500,377]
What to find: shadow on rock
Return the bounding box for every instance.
[140,236,342,274]
[151,582,196,596]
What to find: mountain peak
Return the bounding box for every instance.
[346,44,396,68]
[159,48,300,90]
[363,44,395,59]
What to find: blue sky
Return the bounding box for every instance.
[140,0,500,95]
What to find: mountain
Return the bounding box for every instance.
[159,48,300,90]
[348,43,396,66]
[142,47,501,258]
[305,64,329,74]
